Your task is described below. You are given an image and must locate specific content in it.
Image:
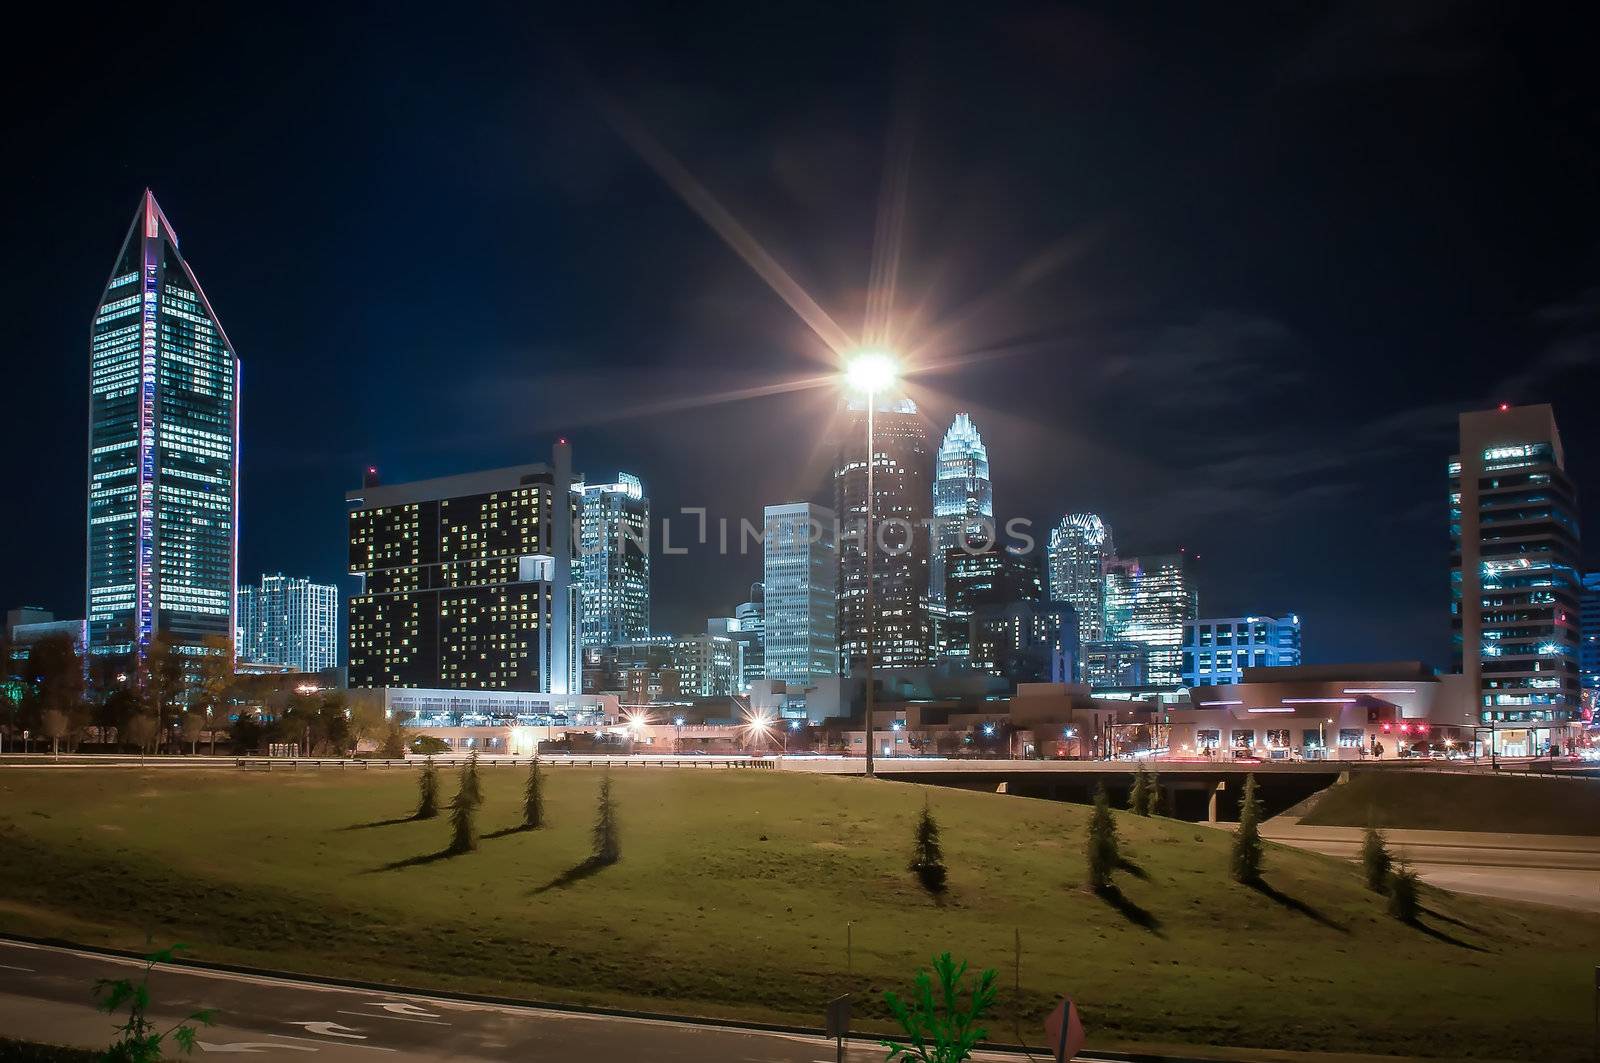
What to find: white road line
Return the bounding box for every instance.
[268,1034,396,1053]
[337,1009,449,1026]
[0,964,36,972]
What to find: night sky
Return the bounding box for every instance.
[8,2,1599,668]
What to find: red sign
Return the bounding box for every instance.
[1044,997,1085,1063]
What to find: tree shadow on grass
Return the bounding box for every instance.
[341,815,421,831]
[530,856,612,895]
[1116,856,1150,881]
[1410,917,1489,952]
[1093,884,1162,936]
[1248,879,1348,933]
[365,846,470,873]
[483,824,535,841]
[1419,904,1476,932]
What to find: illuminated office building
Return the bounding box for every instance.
[1181,614,1301,687]
[1104,553,1197,688]
[763,503,837,685]
[87,190,239,673]
[942,543,1041,661]
[237,574,339,673]
[1048,514,1113,640]
[930,414,993,615]
[835,395,931,671]
[346,444,579,694]
[1582,572,1600,696]
[576,473,650,647]
[1451,405,1581,747]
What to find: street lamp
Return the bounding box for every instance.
[673,716,685,755]
[844,349,899,779]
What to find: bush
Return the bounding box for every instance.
[1231,773,1263,884]
[1085,783,1119,891]
[592,770,620,865]
[409,734,449,756]
[448,790,478,854]
[1143,772,1163,817]
[881,952,998,1063]
[415,758,440,820]
[909,797,947,894]
[1361,825,1392,893]
[1387,864,1420,923]
[523,756,545,828]
[1128,762,1150,815]
[460,749,483,807]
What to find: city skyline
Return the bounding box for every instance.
[8,6,1600,671]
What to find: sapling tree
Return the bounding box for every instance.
[448,771,479,854]
[523,756,546,828]
[1085,782,1119,891]
[881,951,998,1063]
[1128,762,1151,815]
[592,770,621,865]
[909,796,947,893]
[415,757,440,820]
[1361,825,1393,893]
[1231,773,1264,884]
[94,944,214,1063]
[1388,863,1420,923]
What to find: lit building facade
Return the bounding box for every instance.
[607,635,740,698]
[237,574,339,673]
[930,414,993,616]
[1451,404,1582,744]
[576,473,650,648]
[1104,553,1197,688]
[1048,514,1113,640]
[1181,614,1301,687]
[942,543,1042,661]
[1081,639,1148,687]
[1580,572,1600,696]
[346,446,578,694]
[835,396,931,672]
[763,503,837,685]
[88,190,238,674]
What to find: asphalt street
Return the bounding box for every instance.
[0,938,1035,1062]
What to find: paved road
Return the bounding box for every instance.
[1257,818,1600,913]
[0,938,1041,1063]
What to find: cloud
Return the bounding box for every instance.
[1501,286,1600,402]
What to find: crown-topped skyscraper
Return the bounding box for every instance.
[87,191,239,675]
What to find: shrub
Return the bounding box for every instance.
[1142,772,1163,817]
[93,944,213,1063]
[523,756,545,828]
[592,770,620,865]
[1085,783,1119,891]
[1388,864,1420,923]
[415,757,440,820]
[1128,763,1150,815]
[881,952,998,1063]
[459,749,483,808]
[909,797,948,894]
[1231,773,1263,884]
[1361,825,1392,893]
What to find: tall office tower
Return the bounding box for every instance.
[236,574,340,673]
[736,591,765,682]
[763,503,838,685]
[930,414,993,612]
[87,191,239,674]
[576,473,650,647]
[1451,405,1582,746]
[1181,614,1302,687]
[835,395,931,671]
[1581,572,1600,697]
[1109,553,1197,687]
[942,543,1042,661]
[346,444,579,693]
[1047,514,1113,640]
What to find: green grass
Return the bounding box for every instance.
[0,766,1593,1061]
[1300,771,1600,835]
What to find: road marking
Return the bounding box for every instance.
[199,1041,318,1054]
[337,1008,448,1026]
[0,964,35,972]
[370,1001,441,1018]
[269,1034,396,1054]
[284,1021,365,1039]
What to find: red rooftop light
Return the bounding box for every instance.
[1498,403,1509,411]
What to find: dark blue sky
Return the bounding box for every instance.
[7,2,1599,667]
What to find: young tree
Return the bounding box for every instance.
[592,770,621,865]
[522,756,546,828]
[1231,773,1264,884]
[1361,825,1393,893]
[196,634,235,756]
[95,944,214,1062]
[1387,863,1420,923]
[144,636,188,753]
[460,749,484,807]
[1127,762,1151,815]
[41,708,70,756]
[1085,782,1120,892]
[230,710,264,755]
[415,757,440,820]
[179,712,206,755]
[1144,776,1164,817]
[909,796,947,893]
[377,720,409,759]
[23,632,87,753]
[881,952,998,1063]
[448,774,479,854]
[124,713,159,756]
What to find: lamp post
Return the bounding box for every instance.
[844,350,898,779]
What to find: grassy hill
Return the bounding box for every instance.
[1300,770,1600,835]
[0,764,1593,1061]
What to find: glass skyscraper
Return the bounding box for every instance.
[835,395,931,671]
[1451,404,1581,747]
[930,413,993,615]
[1047,513,1113,641]
[1103,553,1197,687]
[1181,614,1301,686]
[237,574,339,673]
[88,191,238,673]
[576,473,650,647]
[1581,572,1600,697]
[763,503,837,685]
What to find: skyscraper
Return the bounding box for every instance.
[943,542,1040,661]
[1047,514,1113,641]
[1451,405,1581,749]
[1105,553,1197,687]
[835,396,931,671]
[88,191,239,674]
[930,414,993,614]
[1181,614,1302,686]
[237,574,340,674]
[346,444,578,693]
[763,503,837,685]
[1581,572,1600,697]
[576,473,650,647]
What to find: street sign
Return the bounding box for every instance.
[1044,997,1085,1063]
[824,994,851,1038]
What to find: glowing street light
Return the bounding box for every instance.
[842,348,901,779]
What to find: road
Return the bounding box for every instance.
[0,938,1048,1063]
[1257,818,1600,913]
